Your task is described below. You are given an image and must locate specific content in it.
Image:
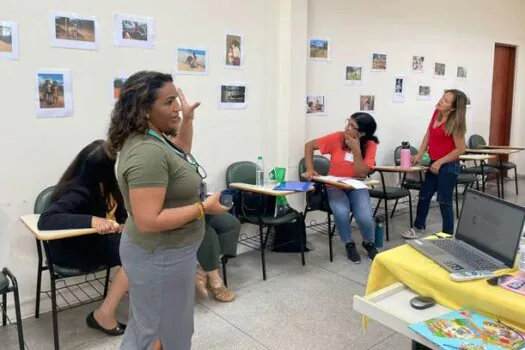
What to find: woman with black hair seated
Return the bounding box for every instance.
[38,140,128,336]
[303,112,379,264]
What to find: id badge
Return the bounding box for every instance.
[199,182,207,201]
[344,152,354,163]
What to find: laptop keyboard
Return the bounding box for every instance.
[430,239,500,270]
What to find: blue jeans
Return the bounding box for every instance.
[327,187,374,243]
[414,160,460,234]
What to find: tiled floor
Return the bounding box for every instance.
[1,180,523,349]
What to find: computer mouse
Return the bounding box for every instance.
[410,296,436,310]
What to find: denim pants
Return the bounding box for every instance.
[327,187,374,243]
[414,160,460,234]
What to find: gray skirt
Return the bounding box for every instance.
[119,233,200,350]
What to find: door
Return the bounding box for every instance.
[489,44,516,172]
[489,44,516,147]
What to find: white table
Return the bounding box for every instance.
[20,214,98,240]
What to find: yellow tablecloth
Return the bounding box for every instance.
[364,233,525,332]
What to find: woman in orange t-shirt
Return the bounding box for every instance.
[304,112,379,263]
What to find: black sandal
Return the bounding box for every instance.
[86,311,126,336]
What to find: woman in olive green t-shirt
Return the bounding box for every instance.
[107,71,229,350]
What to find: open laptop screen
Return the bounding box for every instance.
[456,189,525,268]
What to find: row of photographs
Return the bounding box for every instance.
[35,69,248,118]
[0,14,244,72]
[309,38,468,81]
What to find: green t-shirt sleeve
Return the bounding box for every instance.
[123,143,170,189]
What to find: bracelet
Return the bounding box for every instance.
[196,202,205,220]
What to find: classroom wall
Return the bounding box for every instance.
[0,0,280,313]
[306,0,525,170]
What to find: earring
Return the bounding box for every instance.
[146,113,150,120]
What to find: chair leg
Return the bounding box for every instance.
[384,199,390,242]
[373,199,381,217]
[408,193,413,229]
[455,183,460,219]
[1,292,6,326]
[11,277,25,350]
[514,167,519,195]
[327,213,334,262]
[496,174,501,198]
[390,199,399,219]
[221,256,229,287]
[35,240,43,319]
[43,243,60,350]
[103,267,111,298]
[258,224,266,281]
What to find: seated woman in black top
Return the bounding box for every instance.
[38,140,128,336]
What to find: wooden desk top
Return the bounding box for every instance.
[466,148,520,155]
[459,154,496,161]
[373,165,427,173]
[312,176,379,189]
[20,214,98,241]
[228,182,304,197]
[481,145,525,151]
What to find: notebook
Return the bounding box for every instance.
[273,181,314,192]
[409,309,525,349]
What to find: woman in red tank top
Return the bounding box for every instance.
[402,90,467,238]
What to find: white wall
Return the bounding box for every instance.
[0,0,280,313]
[306,0,525,170]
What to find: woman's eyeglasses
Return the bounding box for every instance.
[184,153,207,179]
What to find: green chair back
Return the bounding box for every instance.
[298,155,330,178]
[34,186,55,214]
[393,145,418,166]
[468,134,487,149]
[226,161,256,187]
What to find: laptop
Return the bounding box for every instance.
[408,188,525,272]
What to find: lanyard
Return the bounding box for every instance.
[147,129,188,163]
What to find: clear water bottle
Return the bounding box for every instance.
[256,156,265,186]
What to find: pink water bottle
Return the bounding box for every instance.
[400,142,411,169]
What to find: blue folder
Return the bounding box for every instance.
[273,181,314,192]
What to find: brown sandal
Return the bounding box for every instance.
[195,266,209,299]
[207,282,236,302]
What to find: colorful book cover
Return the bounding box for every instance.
[409,309,525,349]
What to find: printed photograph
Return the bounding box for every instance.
[113,77,127,100]
[346,66,362,81]
[360,95,375,111]
[219,83,247,109]
[309,38,330,60]
[38,73,65,109]
[122,20,147,41]
[36,69,73,117]
[395,78,404,93]
[418,85,431,101]
[457,66,467,79]
[114,14,155,48]
[412,55,424,72]
[54,16,96,42]
[372,53,387,71]
[0,21,19,60]
[306,95,325,115]
[225,34,242,67]
[176,47,207,75]
[0,25,13,52]
[434,62,446,77]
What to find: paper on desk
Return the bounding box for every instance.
[316,176,368,189]
[339,178,368,189]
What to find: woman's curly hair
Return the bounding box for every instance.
[107,71,173,157]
